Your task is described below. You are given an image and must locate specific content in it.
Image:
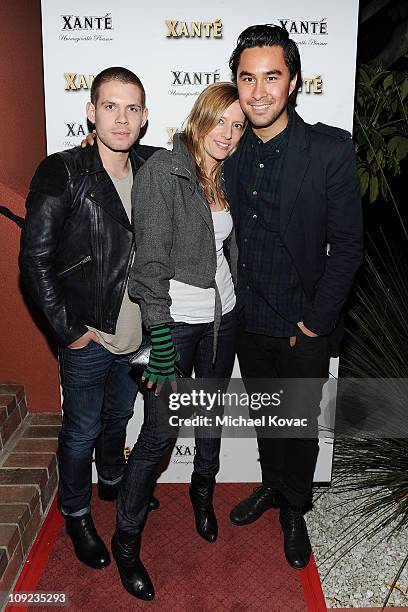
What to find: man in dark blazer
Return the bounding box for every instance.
[224,25,363,569]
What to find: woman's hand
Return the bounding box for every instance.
[80,131,96,148]
[143,324,180,395]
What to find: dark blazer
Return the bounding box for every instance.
[224,108,363,337]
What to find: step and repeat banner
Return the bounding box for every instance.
[41,0,359,482]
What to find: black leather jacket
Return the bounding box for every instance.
[19,142,154,347]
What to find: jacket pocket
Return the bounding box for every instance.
[57,255,92,278]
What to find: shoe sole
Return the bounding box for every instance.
[230,516,262,526]
[230,504,278,526]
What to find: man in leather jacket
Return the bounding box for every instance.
[19,67,158,571]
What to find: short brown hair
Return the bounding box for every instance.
[90,66,146,107]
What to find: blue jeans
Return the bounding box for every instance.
[117,309,237,533]
[58,341,141,517]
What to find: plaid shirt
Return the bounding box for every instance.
[236,113,308,336]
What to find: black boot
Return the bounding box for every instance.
[97,481,160,511]
[279,502,311,569]
[111,529,155,601]
[65,513,110,569]
[229,486,279,525]
[189,471,218,543]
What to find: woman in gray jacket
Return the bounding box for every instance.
[112,83,245,600]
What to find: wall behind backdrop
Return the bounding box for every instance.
[0,1,60,413]
[40,0,359,482]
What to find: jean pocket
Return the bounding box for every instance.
[299,333,320,340]
[67,340,95,351]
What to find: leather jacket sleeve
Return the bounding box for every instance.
[19,154,89,346]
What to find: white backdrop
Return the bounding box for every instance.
[41,0,359,482]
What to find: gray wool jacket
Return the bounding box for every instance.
[129,133,236,358]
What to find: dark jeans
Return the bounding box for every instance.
[237,328,330,507]
[117,309,237,533]
[58,341,139,516]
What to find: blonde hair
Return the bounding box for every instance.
[182,82,243,209]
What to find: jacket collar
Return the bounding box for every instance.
[170,132,214,234]
[81,141,144,232]
[286,105,309,152]
[224,107,311,233]
[238,105,309,152]
[169,132,197,180]
[81,140,145,177]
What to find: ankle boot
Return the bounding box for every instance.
[65,513,110,569]
[189,471,218,543]
[111,529,155,601]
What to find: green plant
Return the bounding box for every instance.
[329,438,408,609]
[324,53,408,612]
[342,236,408,378]
[354,64,408,205]
[327,234,408,609]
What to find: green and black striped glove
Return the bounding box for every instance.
[143,323,180,385]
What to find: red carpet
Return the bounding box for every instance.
[12,484,325,611]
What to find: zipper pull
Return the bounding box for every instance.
[81,255,91,279]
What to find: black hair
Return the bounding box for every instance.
[229,24,301,83]
[90,66,146,107]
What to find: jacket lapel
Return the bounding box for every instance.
[83,146,143,232]
[280,110,311,235]
[86,174,132,231]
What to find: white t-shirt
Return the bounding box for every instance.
[169,209,236,323]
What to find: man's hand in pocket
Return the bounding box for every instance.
[68,330,99,349]
[297,322,318,337]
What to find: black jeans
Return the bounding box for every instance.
[58,341,139,516]
[237,328,330,506]
[117,309,237,533]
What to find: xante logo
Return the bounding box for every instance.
[174,445,196,456]
[66,123,86,137]
[171,70,220,86]
[61,13,113,30]
[299,76,323,94]
[65,73,95,91]
[278,19,328,34]
[166,19,222,38]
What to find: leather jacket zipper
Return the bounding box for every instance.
[93,205,104,327]
[57,255,92,277]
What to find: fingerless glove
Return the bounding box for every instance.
[143,324,180,384]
